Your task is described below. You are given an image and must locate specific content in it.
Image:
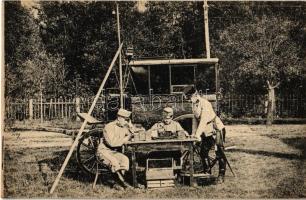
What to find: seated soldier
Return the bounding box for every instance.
[147,107,189,167]
[148,107,189,138]
[97,108,134,190]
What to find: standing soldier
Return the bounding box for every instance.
[189,90,227,184]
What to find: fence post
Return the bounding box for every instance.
[76,97,81,121]
[29,99,33,120]
[40,94,43,124]
[60,97,64,119]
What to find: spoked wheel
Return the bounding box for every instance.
[194,144,218,173]
[174,114,219,175]
[181,143,218,175]
[76,129,110,175]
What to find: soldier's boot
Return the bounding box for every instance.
[216,157,226,184]
[111,173,124,190]
[200,145,211,175]
[116,171,132,189]
[202,158,212,174]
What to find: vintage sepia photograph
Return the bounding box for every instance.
[2,0,306,198]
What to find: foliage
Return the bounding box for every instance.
[217,14,303,94]
[39,1,117,95]
[120,1,204,58]
[5,1,68,98]
[4,1,306,98]
[5,1,32,98]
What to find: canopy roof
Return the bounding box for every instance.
[129,58,219,66]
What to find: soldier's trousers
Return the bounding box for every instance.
[97,145,129,173]
[200,134,226,176]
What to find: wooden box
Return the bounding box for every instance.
[147,180,175,188]
[145,158,176,188]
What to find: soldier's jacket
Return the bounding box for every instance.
[97,120,131,172]
[193,97,216,139]
[214,116,225,130]
[192,97,225,140]
[101,120,131,148]
[149,120,185,134]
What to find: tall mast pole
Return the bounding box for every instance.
[116,2,124,108]
[203,0,210,58]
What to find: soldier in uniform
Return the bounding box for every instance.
[97,108,134,190]
[190,91,227,184]
[149,107,189,137]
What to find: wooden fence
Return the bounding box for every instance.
[5,94,306,122]
[5,97,107,122]
[219,94,266,118]
[219,94,306,118]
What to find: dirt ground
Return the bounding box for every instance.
[2,124,306,198]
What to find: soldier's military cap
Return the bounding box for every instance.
[163,107,174,119]
[117,108,131,118]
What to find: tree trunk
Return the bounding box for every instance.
[266,81,278,126]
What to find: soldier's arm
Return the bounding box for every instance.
[194,116,207,141]
[147,123,158,132]
[176,122,189,137]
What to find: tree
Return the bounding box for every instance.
[39,1,118,95]
[218,15,303,124]
[5,1,34,98]
[5,1,67,98]
[120,1,208,58]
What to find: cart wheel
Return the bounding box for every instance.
[76,129,109,175]
[174,114,218,174]
[181,144,217,174]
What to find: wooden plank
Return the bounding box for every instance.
[50,99,53,119]
[130,58,219,66]
[65,97,68,119]
[148,180,174,184]
[147,180,175,188]
[215,63,219,112]
[131,147,137,187]
[55,98,57,118]
[77,113,102,124]
[40,92,43,123]
[68,99,71,119]
[204,0,211,58]
[61,98,64,118]
[169,65,172,93]
[43,102,46,120]
[127,138,197,145]
[48,99,51,119]
[146,174,175,181]
[180,172,213,178]
[188,142,194,187]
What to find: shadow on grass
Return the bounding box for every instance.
[281,137,306,158]
[37,149,149,187]
[228,148,304,160]
[37,148,214,188]
[38,150,114,186]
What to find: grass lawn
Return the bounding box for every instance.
[2,125,306,198]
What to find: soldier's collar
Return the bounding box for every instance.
[162,120,173,124]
